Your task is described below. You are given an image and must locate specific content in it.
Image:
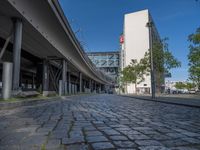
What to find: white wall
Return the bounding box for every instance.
[123,9,151,94]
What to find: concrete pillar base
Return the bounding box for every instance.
[2,62,13,99]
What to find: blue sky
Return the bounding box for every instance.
[59,0,200,81]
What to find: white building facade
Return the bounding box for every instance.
[121,9,162,94]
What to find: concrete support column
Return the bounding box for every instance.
[75,84,77,94]
[83,80,85,93]
[62,59,67,83]
[97,83,99,93]
[59,80,62,96]
[25,80,28,89]
[12,18,23,91]
[32,73,35,89]
[62,59,67,95]
[68,72,71,94]
[2,62,13,99]
[100,84,102,93]
[71,84,74,94]
[79,72,82,93]
[94,81,96,93]
[42,60,49,96]
[89,79,92,93]
[84,80,87,93]
[102,84,105,93]
[92,80,94,92]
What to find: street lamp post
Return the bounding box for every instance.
[147,21,156,99]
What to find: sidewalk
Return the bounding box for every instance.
[120,94,200,108]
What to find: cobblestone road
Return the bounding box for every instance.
[1,94,200,150]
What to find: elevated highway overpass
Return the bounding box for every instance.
[0,0,113,97]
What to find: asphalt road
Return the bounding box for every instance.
[0,94,200,150]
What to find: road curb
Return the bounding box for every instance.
[119,95,200,109]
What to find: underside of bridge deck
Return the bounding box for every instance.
[0,0,110,98]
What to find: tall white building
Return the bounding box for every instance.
[121,9,162,94]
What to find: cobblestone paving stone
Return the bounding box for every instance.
[0,94,200,150]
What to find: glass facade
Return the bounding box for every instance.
[87,51,120,83]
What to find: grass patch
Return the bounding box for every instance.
[41,144,46,150]
[0,98,19,102]
[0,92,96,103]
[0,94,58,103]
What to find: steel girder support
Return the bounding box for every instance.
[49,62,62,92]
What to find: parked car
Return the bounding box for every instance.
[182,89,189,94]
[170,90,177,94]
[189,90,196,94]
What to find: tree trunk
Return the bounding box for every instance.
[157,71,161,95]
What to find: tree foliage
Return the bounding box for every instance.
[152,38,181,74]
[139,38,181,80]
[174,82,186,89]
[121,63,137,84]
[174,82,196,90]
[120,38,181,93]
[188,27,200,90]
[143,38,181,93]
[121,58,149,93]
[186,82,196,90]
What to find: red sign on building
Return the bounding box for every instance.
[120,35,124,44]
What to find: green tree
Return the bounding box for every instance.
[121,59,147,94]
[188,27,200,90]
[152,38,181,75]
[121,38,181,94]
[175,82,186,89]
[121,65,136,84]
[140,38,181,93]
[186,82,196,90]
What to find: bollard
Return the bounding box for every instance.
[2,62,13,99]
